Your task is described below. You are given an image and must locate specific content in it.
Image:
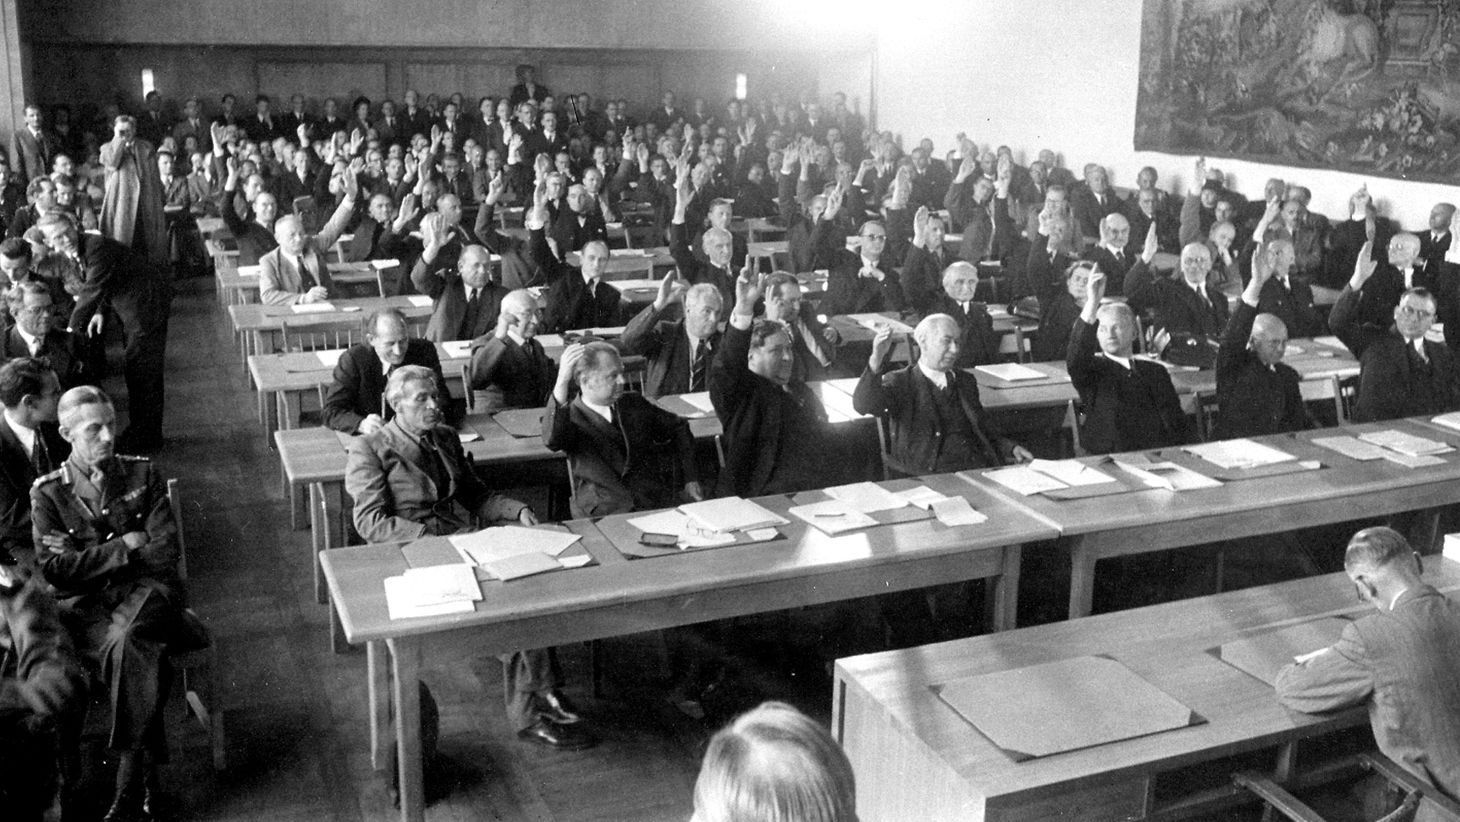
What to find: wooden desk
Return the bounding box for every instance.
[835,556,1460,822]
[565,247,675,278]
[218,260,398,303]
[963,416,1460,619]
[229,296,434,359]
[321,475,1058,822]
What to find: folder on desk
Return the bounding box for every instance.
[679,497,788,532]
[493,408,545,438]
[1215,618,1349,687]
[933,655,1204,762]
[974,363,1048,383]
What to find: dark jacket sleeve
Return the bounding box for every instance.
[0,579,84,725]
[322,349,369,433]
[1327,284,1378,358]
[1066,317,1101,395]
[709,320,753,421]
[1217,300,1257,392]
[851,366,897,418]
[620,303,668,358]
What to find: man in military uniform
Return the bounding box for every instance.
[31,386,205,821]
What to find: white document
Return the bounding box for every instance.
[679,497,789,532]
[1379,451,1447,469]
[383,576,477,619]
[558,555,593,569]
[1114,458,1221,491]
[788,500,878,535]
[824,482,907,513]
[1183,439,1296,469]
[975,363,1047,382]
[1433,412,1460,433]
[1311,436,1387,461]
[535,334,565,349]
[1029,459,1113,486]
[1358,429,1453,457]
[448,526,582,565]
[237,265,260,278]
[1312,335,1346,349]
[315,349,345,368]
[441,340,473,359]
[679,391,717,414]
[894,485,950,510]
[586,326,626,337]
[290,302,335,313]
[628,509,695,536]
[384,564,481,620]
[407,295,435,308]
[457,430,481,443]
[846,314,914,334]
[983,466,1069,496]
[932,496,988,527]
[370,258,400,270]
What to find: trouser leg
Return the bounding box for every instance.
[500,648,558,731]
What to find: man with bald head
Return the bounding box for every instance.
[257,167,357,305]
[1213,247,1310,439]
[1123,227,1229,367]
[413,243,508,342]
[1252,236,1324,338]
[670,170,738,308]
[1420,202,1456,273]
[1068,270,1190,453]
[218,161,280,265]
[922,261,1001,367]
[1353,232,1429,327]
[468,289,555,411]
[322,309,449,434]
[621,274,724,397]
[1276,526,1460,806]
[344,192,407,264]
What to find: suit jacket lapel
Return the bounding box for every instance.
[0,416,30,494]
[572,397,626,473]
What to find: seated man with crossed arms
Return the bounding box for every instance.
[345,366,594,750]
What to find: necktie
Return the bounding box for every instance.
[690,339,709,392]
[1195,286,1211,309]
[297,255,317,290]
[1414,342,1429,365]
[418,434,449,492]
[31,435,48,474]
[461,288,481,338]
[1114,249,1124,265]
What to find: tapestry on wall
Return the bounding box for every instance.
[1134,0,1460,184]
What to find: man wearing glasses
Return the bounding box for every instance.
[820,219,903,317]
[1330,239,1460,422]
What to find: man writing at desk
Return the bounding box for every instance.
[322,309,450,435]
[345,366,594,750]
[1276,527,1460,807]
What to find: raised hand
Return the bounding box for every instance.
[393,193,420,232]
[486,170,505,203]
[654,270,686,311]
[1087,269,1107,304]
[733,269,764,314]
[341,166,359,200]
[1141,220,1158,263]
[1351,239,1378,289]
[956,154,977,182]
[868,324,894,370]
[912,205,930,246]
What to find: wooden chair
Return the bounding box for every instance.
[165,478,226,770]
[999,325,1031,364]
[1336,375,1361,424]
[279,315,365,353]
[1063,399,1084,457]
[1300,375,1345,425]
[1193,390,1220,442]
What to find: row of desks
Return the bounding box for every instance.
[321,413,1460,822]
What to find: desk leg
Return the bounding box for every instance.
[386,637,424,822]
[368,640,391,770]
[1068,538,1098,620]
[279,390,300,432]
[988,544,1023,632]
[310,484,328,604]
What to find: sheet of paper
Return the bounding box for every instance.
[679,391,717,414]
[1310,435,1387,461]
[441,340,472,359]
[679,498,788,532]
[982,466,1069,496]
[383,575,477,620]
[315,349,345,368]
[1358,429,1453,457]
[846,313,914,334]
[931,496,987,526]
[401,563,482,600]
[1433,412,1460,433]
[536,334,565,349]
[1115,459,1222,491]
[788,500,878,534]
[407,295,435,308]
[1029,459,1113,486]
[1379,450,1447,468]
[1183,439,1296,469]
[587,326,626,337]
[457,430,481,443]
[370,258,400,270]
[1311,335,1346,350]
[894,485,950,510]
[481,551,563,581]
[823,482,908,513]
[448,526,582,565]
[628,509,695,536]
[237,265,260,278]
[974,363,1047,382]
[290,302,335,313]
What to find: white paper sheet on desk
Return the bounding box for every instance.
[1311,436,1387,461]
[384,564,481,620]
[846,314,914,334]
[1359,429,1453,457]
[788,500,878,534]
[1312,335,1346,350]
[407,295,435,308]
[626,510,736,548]
[824,481,908,513]
[448,526,583,565]
[1183,439,1295,469]
[383,576,477,619]
[535,334,565,348]
[1114,457,1221,491]
[975,363,1046,382]
[895,485,950,510]
[238,265,260,277]
[679,497,788,532]
[610,248,650,257]
[1433,412,1460,433]
[983,466,1068,496]
[586,326,626,337]
[932,496,987,526]
[441,340,472,359]
[371,258,400,269]
[679,392,717,414]
[1379,450,1447,468]
[1028,459,1113,486]
[458,430,481,443]
[290,302,335,313]
[315,349,345,368]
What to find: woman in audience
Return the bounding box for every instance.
[691,701,858,822]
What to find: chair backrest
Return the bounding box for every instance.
[459,362,475,412]
[280,315,366,353]
[1298,375,1345,425]
[1336,374,1360,424]
[606,222,633,250]
[166,478,189,582]
[1064,399,1084,457]
[1193,390,1220,442]
[999,325,1030,363]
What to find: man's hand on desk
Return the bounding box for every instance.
[301,286,329,304]
[1010,445,1035,464]
[358,414,385,436]
[517,508,539,526]
[683,481,704,502]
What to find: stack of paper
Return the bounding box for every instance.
[290,302,335,313]
[383,564,481,619]
[679,497,789,532]
[930,496,987,526]
[1358,430,1453,458]
[447,526,587,580]
[787,500,878,534]
[1433,412,1460,433]
[1028,459,1114,486]
[1183,439,1295,469]
[626,509,776,549]
[1310,436,1387,461]
[823,482,907,513]
[974,363,1047,382]
[407,295,435,308]
[441,340,473,359]
[1114,454,1221,491]
[982,465,1072,496]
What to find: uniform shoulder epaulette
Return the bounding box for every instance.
[116,455,151,462]
[32,467,64,488]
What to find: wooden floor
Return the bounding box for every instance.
[66,275,1378,822]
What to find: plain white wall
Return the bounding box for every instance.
[874,0,1460,230]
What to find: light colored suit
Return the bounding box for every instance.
[256,194,354,305]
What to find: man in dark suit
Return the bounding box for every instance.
[321,309,450,435]
[33,386,207,819]
[761,272,838,383]
[1067,271,1191,454]
[710,273,833,497]
[1330,243,1460,422]
[37,214,170,452]
[345,193,408,265]
[1018,217,1077,305]
[1070,164,1124,241]
[1123,234,1229,368]
[4,282,83,388]
[926,262,1001,368]
[468,290,554,412]
[817,219,903,317]
[647,91,681,135]
[242,94,277,143]
[854,315,1030,476]
[0,358,65,566]
[1213,255,1309,440]
[1031,260,1094,363]
[1081,212,1135,293]
[507,65,550,110]
[620,276,723,398]
[218,160,279,266]
[345,366,592,750]
[902,207,961,315]
[1419,203,1455,274]
[412,244,508,342]
[549,182,607,268]
[543,341,700,517]
[906,148,949,212]
[277,94,311,141]
[1353,232,1430,327]
[10,104,53,185]
[540,238,620,333]
[1277,526,1460,805]
[1246,236,1325,339]
[398,90,431,145]
[669,178,736,309]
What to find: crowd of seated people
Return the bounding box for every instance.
[6,61,1460,818]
